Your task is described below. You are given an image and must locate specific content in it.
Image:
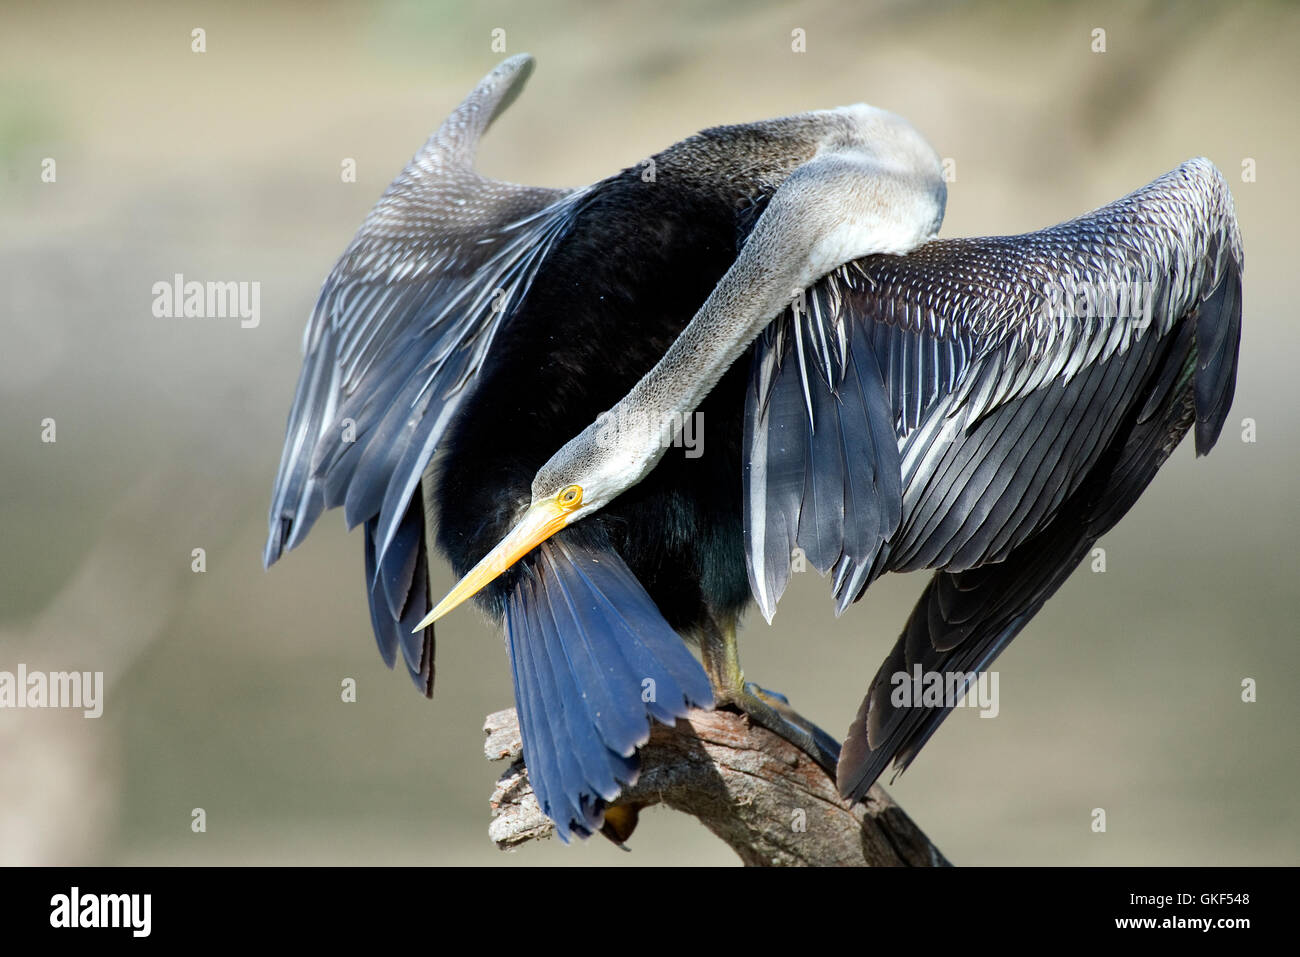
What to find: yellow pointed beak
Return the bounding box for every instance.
[414,498,571,630]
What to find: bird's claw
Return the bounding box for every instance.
[721,682,842,778]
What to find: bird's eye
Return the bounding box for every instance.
[557,485,583,508]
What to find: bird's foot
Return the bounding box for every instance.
[699,618,842,778]
[715,681,842,778]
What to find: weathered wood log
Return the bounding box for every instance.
[484,707,950,866]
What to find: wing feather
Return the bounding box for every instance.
[266,55,589,699]
[743,158,1243,620]
[265,55,589,574]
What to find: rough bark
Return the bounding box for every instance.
[484,707,950,866]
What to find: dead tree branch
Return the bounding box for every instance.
[483,707,950,866]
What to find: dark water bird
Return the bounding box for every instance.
[265,55,1243,841]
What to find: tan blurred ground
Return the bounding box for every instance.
[1,0,1297,866]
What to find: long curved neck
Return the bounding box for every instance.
[531,106,946,515]
[618,213,807,453]
[594,133,946,489]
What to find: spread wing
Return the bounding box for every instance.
[741,160,1243,795]
[264,55,588,690]
[744,158,1243,620]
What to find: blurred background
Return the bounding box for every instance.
[1,0,1296,866]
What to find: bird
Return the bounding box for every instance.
[265,55,1243,842]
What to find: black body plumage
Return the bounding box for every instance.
[429,171,762,838]
[434,168,753,628]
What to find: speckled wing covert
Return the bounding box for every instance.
[264,55,588,693]
[741,159,1243,797]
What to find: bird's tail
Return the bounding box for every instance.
[503,536,714,841]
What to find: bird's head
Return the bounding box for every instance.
[416,411,660,628]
